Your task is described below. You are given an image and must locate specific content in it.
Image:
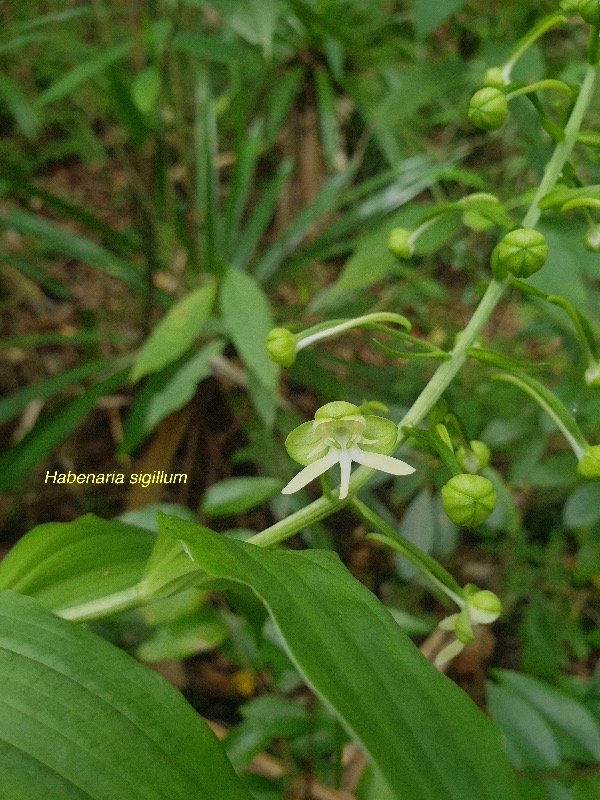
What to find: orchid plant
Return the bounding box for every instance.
[0,4,599,800]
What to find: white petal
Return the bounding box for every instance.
[434,638,465,667]
[349,447,415,476]
[281,449,339,495]
[438,613,459,631]
[337,448,353,499]
[469,607,501,624]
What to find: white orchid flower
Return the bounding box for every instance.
[281,401,415,500]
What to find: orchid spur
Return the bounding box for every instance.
[281,401,415,500]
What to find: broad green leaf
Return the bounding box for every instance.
[131,65,161,114]
[0,358,110,425]
[495,670,600,761]
[0,207,145,289]
[162,515,518,800]
[0,590,253,800]
[414,0,467,38]
[0,514,154,615]
[35,42,132,106]
[487,681,561,769]
[564,484,600,528]
[201,477,284,516]
[220,269,279,425]
[226,0,278,59]
[123,339,224,452]
[0,368,129,493]
[130,280,216,381]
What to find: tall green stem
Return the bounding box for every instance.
[250,62,597,549]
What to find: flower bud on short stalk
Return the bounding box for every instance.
[457,440,491,473]
[388,228,415,259]
[577,444,600,478]
[468,87,508,131]
[436,587,502,666]
[491,227,548,279]
[266,327,297,367]
[441,474,496,527]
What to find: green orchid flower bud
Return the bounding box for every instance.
[388,228,414,259]
[468,87,508,131]
[441,474,497,527]
[457,440,491,473]
[266,327,297,367]
[577,445,600,478]
[584,225,600,253]
[469,590,502,623]
[491,228,548,279]
[561,0,600,25]
[483,67,505,90]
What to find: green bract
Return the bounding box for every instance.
[468,87,508,131]
[388,227,414,259]
[266,327,297,367]
[441,474,497,527]
[577,445,600,478]
[491,227,548,278]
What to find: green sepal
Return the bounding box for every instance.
[455,606,475,645]
[285,421,327,466]
[360,416,399,454]
[315,401,360,419]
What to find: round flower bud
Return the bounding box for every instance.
[584,225,600,253]
[561,0,600,26]
[577,445,600,479]
[441,474,497,527]
[266,327,297,367]
[388,228,414,259]
[491,228,548,278]
[483,67,505,90]
[469,590,502,623]
[468,87,508,131]
[457,440,491,473]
